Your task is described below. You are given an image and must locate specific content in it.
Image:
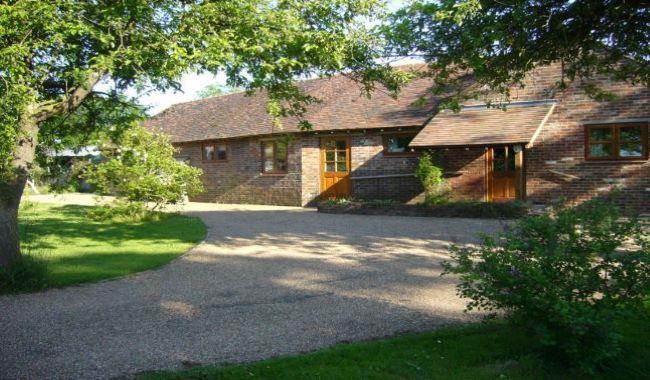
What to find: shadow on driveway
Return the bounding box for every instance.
[1,203,507,379]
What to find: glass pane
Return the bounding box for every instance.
[325,162,336,172]
[337,162,347,172]
[275,143,288,172]
[275,143,287,159]
[276,158,287,171]
[335,140,347,150]
[620,127,642,142]
[324,140,336,150]
[493,147,506,159]
[589,143,613,157]
[203,145,215,161]
[216,144,227,160]
[386,135,414,153]
[589,127,612,141]
[325,151,335,161]
[337,150,347,161]
[507,148,516,171]
[620,142,642,157]
[494,159,505,172]
[263,160,274,172]
[263,142,274,159]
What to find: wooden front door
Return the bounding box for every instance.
[487,146,521,201]
[320,137,351,199]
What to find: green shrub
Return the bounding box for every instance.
[0,255,48,294]
[416,152,450,205]
[324,197,355,207]
[86,200,163,222]
[86,125,204,210]
[443,200,650,372]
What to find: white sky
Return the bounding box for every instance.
[117,0,413,116]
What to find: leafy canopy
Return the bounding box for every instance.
[385,0,649,104]
[0,0,404,178]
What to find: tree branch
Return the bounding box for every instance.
[34,71,105,122]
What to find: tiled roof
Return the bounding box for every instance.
[409,101,556,147]
[144,65,439,143]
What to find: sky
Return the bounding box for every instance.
[119,0,412,116]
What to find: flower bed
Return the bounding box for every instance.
[317,199,530,219]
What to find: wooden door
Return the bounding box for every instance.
[487,146,519,202]
[320,137,351,199]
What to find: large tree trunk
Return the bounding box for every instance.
[0,175,27,268]
[0,111,37,269]
[0,72,102,268]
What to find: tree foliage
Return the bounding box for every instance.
[196,84,242,99]
[416,151,449,204]
[385,0,649,105]
[0,0,404,179]
[443,200,650,371]
[86,125,204,210]
[0,0,407,264]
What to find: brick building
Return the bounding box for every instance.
[145,64,649,213]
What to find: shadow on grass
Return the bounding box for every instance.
[20,204,203,250]
[16,203,207,290]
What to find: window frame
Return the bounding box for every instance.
[584,123,648,161]
[261,140,289,174]
[201,142,229,162]
[381,132,419,157]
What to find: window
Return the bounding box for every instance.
[382,133,417,156]
[585,123,648,160]
[202,142,228,162]
[261,141,288,174]
[323,139,348,172]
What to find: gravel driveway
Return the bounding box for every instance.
[1,196,506,379]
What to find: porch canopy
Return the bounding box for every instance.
[410,100,556,148]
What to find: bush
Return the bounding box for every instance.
[443,200,650,372]
[86,200,164,222]
[0,255,48,294]
[416,152,450,205]
[86,125,204,210]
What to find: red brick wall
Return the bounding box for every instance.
[176,130,426,206]
[435,148,487,201]
[175,136,302,206]
[519,65,650,214]
[348,133,423,202]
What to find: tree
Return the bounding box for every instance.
[0,0,406,267]
[196,84,242,99]
[87,125,204,210]
[384,0,649,105]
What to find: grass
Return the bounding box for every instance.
[142,304,649,380]
[13,202,206,290]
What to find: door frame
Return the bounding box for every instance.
[485,145,525,202]
[319,136,352,198]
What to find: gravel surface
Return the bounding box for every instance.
[1,195,507,379]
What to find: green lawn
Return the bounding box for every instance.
[18,202,206,289]
[143,305,649,380]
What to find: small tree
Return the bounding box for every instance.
[415,151,450,205]
[443,200,650,372]
[87,125,203,211]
